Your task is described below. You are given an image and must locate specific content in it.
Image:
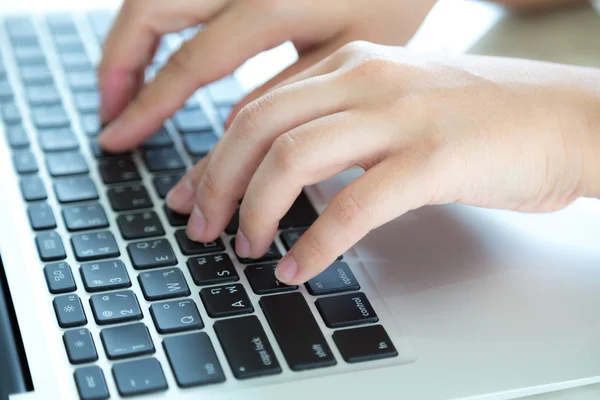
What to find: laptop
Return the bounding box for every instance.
[1,2,600,400]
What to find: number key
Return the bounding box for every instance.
[71,231,120,261]
[62,204,109,231]
[80,260,131,292]
[117,211,165,240]
[90,290,142,325]
[107,185,152,211]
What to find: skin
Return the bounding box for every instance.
[97,0,600,284]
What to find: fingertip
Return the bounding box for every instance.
[166,178,196,213]
[275,253,298,284]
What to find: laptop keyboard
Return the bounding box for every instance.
[0,10,399,399]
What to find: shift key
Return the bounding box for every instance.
[259,293,336,371]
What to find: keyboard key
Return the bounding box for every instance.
[60,52,92,71]
[26,84,61,106]
[107,185,152,211]
[245,264,297,295]
[5,17,36,41]
[74,366,109,400]
[62,203,109,231]
[200,283,253,318]
[225,209,239,234]
[53,33,83,52]
[67,70,97,91]
[90,290,143,325]
[163,332,225,388]
[117,211,165,240]
[64,328,98,364]
[5,125,29,149]
[46,13,76,33]
[214,316,281,379]
[175,230,224,256]
[142,128,173,148]
[306,262,360,296]
[36,231,66,261]
[14,45,46,65]
[172,109,212,132]
[316,292,378,328]
[80,260,131,292]
[38,127,79,152]
[143,147,185,172]
[187,254,239,286]
[1,103,21,124]
[54,177,98,203]
[46,151,88,176]
[79,113,100,136]
[72,91,99,112]
[12,150,38,174]
[32,105,69,128]
[89,141,130,159]
[153,174,183,198]
[112,358,168,397]
[44,261,77,294]
[20,64,53,84]
[183,132,217,156]
[139,268,190,301]
[127,238,177,270]
[232,239,281,264]
[101,323,154,360]
[280,228,304,251]
[98,156,141,184]
[163,206,188,226]
[20,176,47,201]
[71,231,120,261]
[208,76,243,106]
[0,80,13,101]
[260,292,336,371]
[332,325,398,363]
[28,202,57,230]
[279,191,318,229]
[150,299,204,334]
[54,294,87,328]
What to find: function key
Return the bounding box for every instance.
[89,290,143,325]
[74,366,109,400]
[12,150,38,174]
[19,64,53,85]
[71,231,120,261]
[175,230,224,256]
[66,70,97,91]
[46,151,88,176]
[332,325,398,363]
[1,103,21,124]
[38,127,79,152]
[72,91,99,113]
[31,105,70,128]
[315,292,378,329]
[62,203,109,231]
[127,239,177,270]
[54,177,98,203]
[98,156,141,184]
[112,358,168,397]
[244,264,297,295]
[36,231,66,261]
[153,174,183,199]
[138,267,190,301]
[305,262,360,296]
[100,322,154,360]
[207,76,243,106]
[25,84,61,106]
[142,128,173,148]
[199,283,253,318]
[80,260,131,292]
[163,205,188,227]
[27,202,57,230]
[172,109,212,132]
[150,299,204,334]
[142,147,185,172]
[231,239,281,264]
[79,113,101,136]
[117,211,165,240]
[187,253,239,286]
[107,185,152,211]
[163,332,225,388]
[53,293,87,328]
[5,125,30,149]
[20,176,47,201]
[183,132,217,156]
[44,262,76,294]
[63,328,98,364]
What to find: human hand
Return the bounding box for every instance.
[97,0,435,150]
[165,41,600,284]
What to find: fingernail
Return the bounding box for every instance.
[186,205,206,240]
[166,178,195,210]
[235,229,251,258]
[275,254,298,283]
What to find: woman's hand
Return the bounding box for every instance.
[165,41,600,284]
[97,0,435,150]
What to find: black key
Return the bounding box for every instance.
[32,105,69,128]
[187,254,238,286]
[232,239,281,264]
[20,176,47,201]
[153,174,183,198]
[46,151,88,176]
[225,209,239,234]
[54,294,87,328]
[245,264,297,295]
[74,366,109,400]
[332,325,398,363]
[62,204,109,231]
[260,292,336,371]
[279,191,318,229]
[98,156,141,184]
[163,332,225,387]
[90,290,143,325]
[117,211,165,240]
[143,147,185,172]
[280,228,304,251]
[79,113,100,136]
[107,185,152,212]
[36,231,66,261]
[127,238,177,270]
[64,328,98,364]
[139,267,191,301]
[214,316,281,379]
[20,64,53,84]
[61,52,92,71]
[172,109,212,132]
[73,91,99,112]
[183,132,217,156]
[142,128,173,148]
[89,141,130,159]
[44,262,77,294]
[175,230,225,255]
[316,292,379,329]
[12,150,38,174]
[208,76,243,106]
[14,46,46,65]
[26,84,61,105]
[1,103,21,124]
[163,206,188,227]
[54,177,98,203]
[101,323,154,360]
[306,262,360,296]
[112,358,168,397]
[5,125,29,148]
[150,299,204,334]
[80,260,131,292]
[71,231,120,261]
[67,70,97,91]
[200,284,253,318]
[38,127,79,152]
[28,202,56,230]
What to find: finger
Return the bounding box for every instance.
[186,72,357,244]
[98,1,296,152]
[275,151,443,285]
[166,152,212,214]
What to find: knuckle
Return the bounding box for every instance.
[234,96,271,138]
[270,132,303,173]
[164,43,198,79]
[350,56,397,82]
[330,190,365,226]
